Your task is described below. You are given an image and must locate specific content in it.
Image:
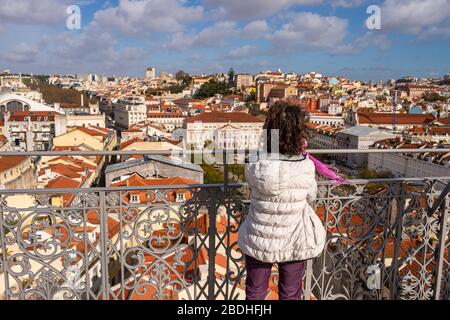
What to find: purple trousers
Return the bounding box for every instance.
[245,255,305,300]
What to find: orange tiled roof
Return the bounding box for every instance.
[0,156,28,173]
[358,112,434,125]
[75,126,110,138]
[435,118,450,125]
[46,175,82,189]
[52,146,83,152]
[40,163,85,178]
[112,173,198,187]
[120,137,144,150]
[8,111,59,122]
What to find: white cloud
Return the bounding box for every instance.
[331,0,366,8]
[240,20,270,39]
[164,21,238,50]
[270,12,348,49]
[30,21,147,74]
[225,45,258,59]
[203,0,323,20]
[381,0,450,36]
[0,0,70,25]
[2,43,39,64]
[332,32,391,54]
[419,26,450,38]
[92,0,204,35]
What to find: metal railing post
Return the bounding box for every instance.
[0,206,10,300]
[223,149,229,192]
[303,259,313,300]
[432,181,450,300]
[207,187,217,300]
[99,191,110,300]
[389,180,406,300]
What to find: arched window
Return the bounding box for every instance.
[6,100,25,112]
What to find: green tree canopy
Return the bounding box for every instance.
[175,70,192,86]
[422,92,446,103]
[227,68,235,88]
[201,164,224,184]
[194,79,231,99]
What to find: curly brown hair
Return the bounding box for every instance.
[263,101,310,156]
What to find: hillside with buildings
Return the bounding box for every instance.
[0,68,449,301]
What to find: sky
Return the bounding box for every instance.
[0,0,449,81]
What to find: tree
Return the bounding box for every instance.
[29,81,89,105]
[376,95,387,102]
[194,79,231,99]
[245,91,256,103]
[422,92,445,103]
[202,164,224,184]
[228,164,245,182]
[227,68,235,88]
[175,70,192,86]
[167,84,186,94]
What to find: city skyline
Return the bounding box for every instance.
[0,0,449,80]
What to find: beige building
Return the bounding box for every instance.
[145,67,156,81]
[0,134,8,151]
[65,114,106,128]
[192,76,213,87]
[147,112,185,132]
[408,85,441,99]
[119,138,182,161]
[0,156,36,189]
[234,74,254,89]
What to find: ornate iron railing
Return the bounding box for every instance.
[0,148,449,300]
[0,178,449,300]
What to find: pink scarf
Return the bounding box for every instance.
[306,153,347,185]
[300,140,347,185]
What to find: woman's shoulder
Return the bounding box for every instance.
[245,153,307,163]
[245,153,316,175]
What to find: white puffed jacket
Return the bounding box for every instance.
[238,154,326,263]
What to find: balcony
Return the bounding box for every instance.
[0,149,449,300]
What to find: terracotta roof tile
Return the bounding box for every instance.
[0,156,28,173]
[120,137,144,150]
[358,112,434,125]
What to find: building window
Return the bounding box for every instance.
[176,193,185,202]
[130,194,140,203]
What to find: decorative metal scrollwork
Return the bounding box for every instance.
[0,179,448,300]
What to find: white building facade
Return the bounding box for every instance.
[114,96,147,129]
[368,153,450,178]
[185,112,264,150]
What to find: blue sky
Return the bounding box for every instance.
[0,0,449,80]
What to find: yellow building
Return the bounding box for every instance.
[192,76,213,86]
[52,126,116,151]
